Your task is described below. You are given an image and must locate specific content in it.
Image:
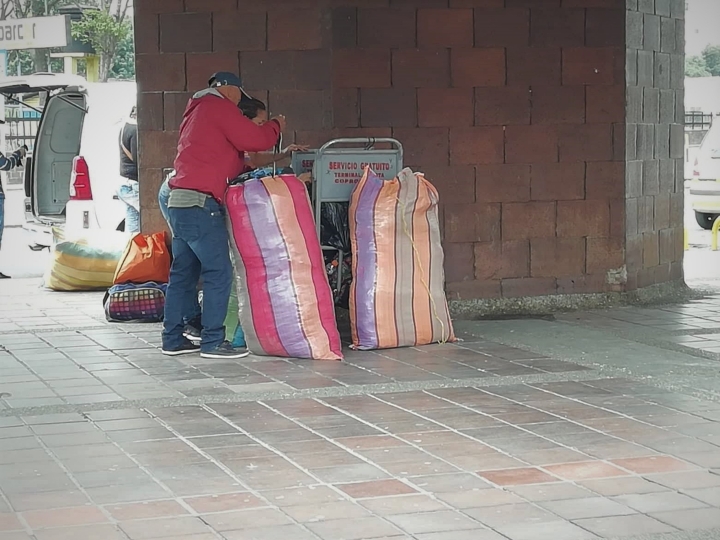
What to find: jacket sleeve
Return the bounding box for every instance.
[0,150,22,171]
[219,106,281,153]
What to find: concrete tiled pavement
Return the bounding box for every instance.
[1,280,720,539]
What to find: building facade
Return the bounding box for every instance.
[133,0,686,310]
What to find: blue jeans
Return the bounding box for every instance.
[162,198,232,352]
[158,179,201,327]
[118,181,140,234]
[0,192,5,251]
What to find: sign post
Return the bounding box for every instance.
[0,15,70,51]
[0,49,6,174]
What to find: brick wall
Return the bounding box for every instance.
[134,0,684,302]
[625,0,685,290]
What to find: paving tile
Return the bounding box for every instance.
[85,483,170,505]
[651,507,720,531]
[221,524,320,540]
[681,451,720,469]
[579,476,669,497]
[612,455,698,474]
[183,492,265,514]
[645,470,720,490]
[573,514,678,537]
[539,496,636,520]
[337,479,417,499]
[21,506,108,529]
[410,473,491,493]
[283,500,371,522]
[415,531,506,540]
[104,500,189,521]
[0,512,23,531]
[435,489,525,509]
[508,482,594,502]
[262,486,344,507]
[119,516,211,539]
[7,490,91,512]
[311,463,389,483]
[305,516,403,540]
[464,503,559,528]
[360,495,447,516]
[495,520,600,540]
[544,461,629,481]
[386,511,479,534]
[202,508,292,531]
[615,491,709,513]
[33,524,128,540]
[684,487,720,507]
[477,467,557,486]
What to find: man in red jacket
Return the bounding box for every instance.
[162,72,286,359]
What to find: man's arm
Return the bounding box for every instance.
[248,144,309,169]
[0,149,24,172]
[219,106,282,153]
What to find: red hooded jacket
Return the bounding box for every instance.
[169,89,281,202]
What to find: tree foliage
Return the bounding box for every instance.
[108,26,134,80]
[71,1,131,82]
[702,45,720,77]
[686,46,720,78]
[686,55,712,78]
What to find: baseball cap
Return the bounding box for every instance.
[208,71,253,102]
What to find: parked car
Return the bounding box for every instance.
[688,116,720,229]
[0,74,137,250]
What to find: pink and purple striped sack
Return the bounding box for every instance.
[225,174,343,361]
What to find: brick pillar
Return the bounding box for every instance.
[133,0,685,309]
[625,0,685,290]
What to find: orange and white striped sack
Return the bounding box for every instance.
[349,167,456,350]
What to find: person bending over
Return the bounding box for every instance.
[161,72,286,359]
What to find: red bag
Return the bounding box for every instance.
[114,232,171,285]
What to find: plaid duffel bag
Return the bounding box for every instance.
[103,282,167,323]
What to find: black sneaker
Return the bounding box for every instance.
[0,272,10,279]
[161,339,200,356]
[200,341,250,359]
[183,324,202,344]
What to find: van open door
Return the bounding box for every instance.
[31,88,87,223]
[0,74,88,224]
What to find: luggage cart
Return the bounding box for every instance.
[310,138,403,301]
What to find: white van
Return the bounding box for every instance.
[688,117,720,229]
[0,74,136,249]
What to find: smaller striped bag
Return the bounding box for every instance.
[349,167,455,350]
[104,282,167,323]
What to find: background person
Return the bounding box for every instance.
[0,141,28,279]
[117,106,139,234]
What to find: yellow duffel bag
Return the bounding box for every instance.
[44,229,128,292]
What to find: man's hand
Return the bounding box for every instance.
[297,172,312,184]
[283,144,309,157]
[272,115,287,132]
[17,146,27,157]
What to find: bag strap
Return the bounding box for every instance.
[272,133,282,178]
[119,124,133,162]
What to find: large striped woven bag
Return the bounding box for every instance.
[349,167,456,350]
[225,174,342,361]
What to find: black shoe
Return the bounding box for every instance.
[161,339,200,356]
[200,341,249,359]
[0,272,10,279]
[183,324,202,344]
